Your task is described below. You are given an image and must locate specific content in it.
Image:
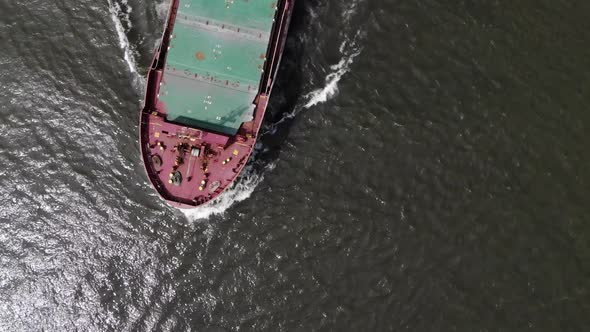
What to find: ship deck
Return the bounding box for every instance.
[159,0,277,135]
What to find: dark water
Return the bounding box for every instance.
[1,0,589,330]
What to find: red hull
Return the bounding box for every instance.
[139,0,294,208]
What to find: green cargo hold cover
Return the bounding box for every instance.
[159,0,277,135]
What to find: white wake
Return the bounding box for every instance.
[155,0,172,20]
[107,0,143,84]
[263,37,363,135]
[304,39,361,108]
[180,161,273,221]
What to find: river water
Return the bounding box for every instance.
[0,0,589,330]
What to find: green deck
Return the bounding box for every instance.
[177,0,276,31]
[159,0,277,135]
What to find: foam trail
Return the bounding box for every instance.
[180,164,270,221]
[107,0,143,84]
[155,0,172,20]
[262,38,363,136]
[304,42,361,108]
[304,0,364,109]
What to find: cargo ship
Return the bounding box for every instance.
[139,0,295,208]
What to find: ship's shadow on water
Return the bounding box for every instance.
[256,0,367,164]
[255,0,310,164]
